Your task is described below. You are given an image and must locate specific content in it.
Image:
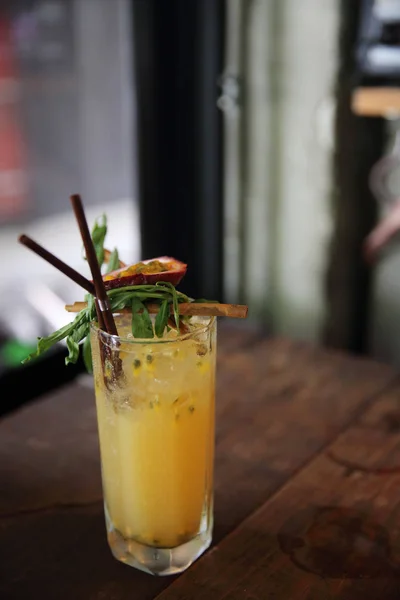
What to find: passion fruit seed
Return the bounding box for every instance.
[197,344,208,357]
[135,260,170,274]
[197,359,210,374]
[173,399,180,410]
[188,405,195,413]
[173,394,191,408]
[112,261,170,279]
[104,359,113,378]
[133,359,141,369]
[146,354,153,364]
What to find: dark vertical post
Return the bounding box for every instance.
[131,0,224,300]
[323,0,385,353]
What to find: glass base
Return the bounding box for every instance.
[105,509,213,575]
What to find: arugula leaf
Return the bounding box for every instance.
[106,248,120,273]
[91,214,107,267]
[66,336,80,365]
[74,320,91,342]
[82,335,93,373]
[131,297,154,338]
[65,320,90,365]
[173,294,180,329]
[23,279,218,367]
[22,320,77,363]
[22,308,91,365]
[156,282,180,329]
[155,299,170,337]
[126,292,167,301]
[155,282,190,304]
[110,291,137,311]
[86,292,95,313]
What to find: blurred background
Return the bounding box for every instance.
[2,0,400,410]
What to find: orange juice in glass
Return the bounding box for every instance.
[90,314,216,575]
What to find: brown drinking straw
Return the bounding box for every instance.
[18,234,107,329]
[70,194,118,336]
[18,234,95,295]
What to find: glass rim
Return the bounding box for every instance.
[90,315,216,346]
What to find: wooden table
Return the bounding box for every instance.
[2,325,400,599]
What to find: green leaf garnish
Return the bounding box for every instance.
[21,213,219,368]
[109,290,137,311]
[66,335,80,365]
[22,308,92,365]
[22,320,76,363]
[22,283,216,366]
[106,248,119,273]
[65,320,90,365]
[155,281,180,329]
[155,299,169,338]
[83,335,93,373]
[131,297,154,338]
[91,214,107,267]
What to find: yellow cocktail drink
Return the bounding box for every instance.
[91,315,216,575]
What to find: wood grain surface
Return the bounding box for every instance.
[156,382,400,599]
[0,326,398,600]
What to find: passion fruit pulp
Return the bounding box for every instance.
[102,256,187,290]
